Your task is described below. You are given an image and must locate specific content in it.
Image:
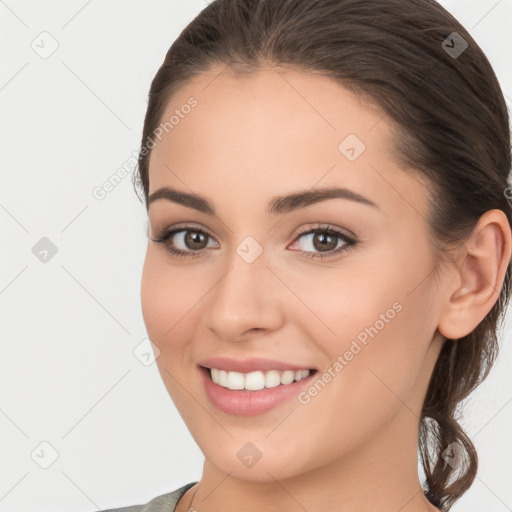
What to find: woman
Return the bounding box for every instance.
[99,0,512,510]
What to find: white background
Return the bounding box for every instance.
[0,1,511,511]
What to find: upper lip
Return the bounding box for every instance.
[198,356,316,373]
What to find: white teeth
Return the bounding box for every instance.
[245,371,265,391]
[265,370,281,388]
[219,369,228,387]
[289,369,310,382]
[209,367,311,391]
[226,371,245,390]
[280,370,295,385]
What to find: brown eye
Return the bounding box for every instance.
[311,232,338,252]
[183,230,209,250]
[289,226,358,260]
[151,226,219,258]
[152,224,357,261]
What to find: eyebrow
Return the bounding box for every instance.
[147,185,379,215]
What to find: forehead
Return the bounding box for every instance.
[150,65,387,165]
[147,65,429,217]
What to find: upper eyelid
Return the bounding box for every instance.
[157,222,355,245]
[159,222,217,241]
[294,223,355,239]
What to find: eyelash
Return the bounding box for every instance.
[150,223,358,261]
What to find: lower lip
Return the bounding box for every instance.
[199,366,317,416]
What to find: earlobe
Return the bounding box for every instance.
[437,209,512,340]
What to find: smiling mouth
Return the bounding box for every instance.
[201,366,318,391]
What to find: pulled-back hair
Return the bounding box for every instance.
[133,1,512,509]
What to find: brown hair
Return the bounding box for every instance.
[133,0,512,509]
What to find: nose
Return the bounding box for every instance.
[204,243,284,343]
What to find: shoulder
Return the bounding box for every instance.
[96,482,198,512]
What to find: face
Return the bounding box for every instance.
[141,65,446,482]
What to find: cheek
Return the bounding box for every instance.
[140,248,205,348]
[277,260,412,355]
[287,236,436,407]
[297,232,435,353]
[140,250,205,409]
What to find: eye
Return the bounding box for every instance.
[150,223,218,259]
[288,224,357,260]
[150,222,358,260]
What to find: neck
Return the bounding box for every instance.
[187,407,439,512]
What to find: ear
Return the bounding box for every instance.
[438,209,512,340]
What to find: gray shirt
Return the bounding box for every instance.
[97,482,198,512]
